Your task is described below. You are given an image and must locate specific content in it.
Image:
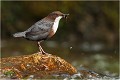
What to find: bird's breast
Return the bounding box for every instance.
[52,21,59,33]
[48,28,55,38]
[52,16,62,33]
[48,16,62,38]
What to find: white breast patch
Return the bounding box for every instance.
[52,16,62,33]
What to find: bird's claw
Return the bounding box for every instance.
[38,51,50,55]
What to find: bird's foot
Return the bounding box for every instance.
[38,51,50,55]
[42,51,52,56]
[38,51,42,54]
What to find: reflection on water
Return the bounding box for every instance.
[1,39,119,76]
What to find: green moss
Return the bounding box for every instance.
[4,70,15,77]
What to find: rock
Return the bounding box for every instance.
[0,53,77,79]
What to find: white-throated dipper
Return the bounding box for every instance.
[13,11,69,54]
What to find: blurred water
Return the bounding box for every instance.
[1,39,119,76]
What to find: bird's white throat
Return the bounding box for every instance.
[52,16,62,33]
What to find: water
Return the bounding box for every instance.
[1,39,119,79]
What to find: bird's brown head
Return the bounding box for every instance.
[46,11,69,21]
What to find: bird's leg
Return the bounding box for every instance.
[38,41,48,55]
[38,42,42,54]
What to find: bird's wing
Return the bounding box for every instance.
[25,20,53,36]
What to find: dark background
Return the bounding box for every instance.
[1,1,119,75]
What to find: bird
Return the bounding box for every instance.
[13,11,69,54]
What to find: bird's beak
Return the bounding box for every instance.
[62,14,69,19]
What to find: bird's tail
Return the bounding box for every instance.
[13,32,25,37]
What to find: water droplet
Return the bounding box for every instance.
[70,47,72,50]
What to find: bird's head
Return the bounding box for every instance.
[47,11,69,21]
